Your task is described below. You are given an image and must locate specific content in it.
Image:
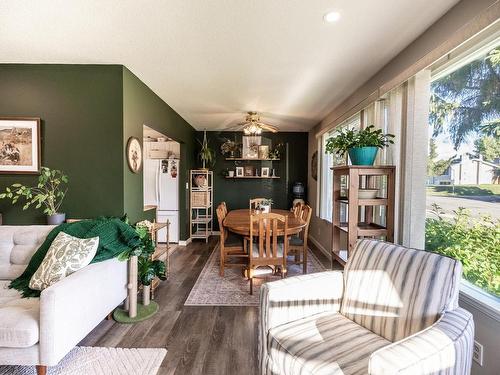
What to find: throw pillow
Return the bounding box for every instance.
[29,231,99,291]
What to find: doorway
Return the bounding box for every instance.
[143,125,181,243]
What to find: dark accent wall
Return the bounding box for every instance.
[0,65,196,240]
[0,64,124,223]
[198,131,308,230]
[122,68,196,240]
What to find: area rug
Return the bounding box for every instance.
[185,245,326,306]
[0,347,166,375]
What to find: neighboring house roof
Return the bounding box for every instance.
[470,159,500,169]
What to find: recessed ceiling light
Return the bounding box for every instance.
[324,11,341,23]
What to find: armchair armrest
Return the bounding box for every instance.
[39,258,127,366]
[369,308,474,374]
[259,271,344,370]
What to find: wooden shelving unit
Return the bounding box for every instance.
[331,165,395,266]
[190,170,213,242]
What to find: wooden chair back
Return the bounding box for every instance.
[249,198,266,211]
[249,213,288,264]
[292,202,304,217]
[216,204,228,243]
[220,201,228,216]
[298,204,312,241]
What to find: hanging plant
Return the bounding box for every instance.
[197,130,215,169]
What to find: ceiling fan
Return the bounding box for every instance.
[228,111,279,135]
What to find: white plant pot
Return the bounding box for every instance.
[143,285,151,306]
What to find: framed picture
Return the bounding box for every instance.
[0,117,41,174]
[126,136,143,173]
[242,136,261,159]
[235,167,244,177]
[261,167,270,177]
[258,145,269,159]
[244,165,254,176]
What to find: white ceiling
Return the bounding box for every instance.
[0,0,459,131]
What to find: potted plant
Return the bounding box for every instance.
[325,125,394,165]
[258,198,273,213]
[134,221,167,306]
[197,130,215,169]
[220,137,241,158]
[269,142,284,160]
[0,167,69,224]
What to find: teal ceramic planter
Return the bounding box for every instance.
[348,147,378,165]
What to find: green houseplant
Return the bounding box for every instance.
[134,221,167,306]
[325,125,394,165]
[0,167,69,224]
[198,130,215,169]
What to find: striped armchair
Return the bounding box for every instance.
[259,239,474,375]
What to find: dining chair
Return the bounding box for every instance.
[288,204,312,273]
[221,201,228,216]
[291,201,304,217]
[249,198,266,211]
[248,212,289,295]
[216,203,247,277]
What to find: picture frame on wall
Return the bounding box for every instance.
[261,167,270,177]
[126,136,143,173]
[242,136,261,159]
[235,167,244,177]
[0,117,41,174]
[244,165,254,176]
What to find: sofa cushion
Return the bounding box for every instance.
[29,232,99,291]
[0,280,39,348]
[267,311,390,375]
[341,239,462,342]
[0,226,55,280]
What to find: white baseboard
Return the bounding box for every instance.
[178,237,192,246]
[308,235,331,259]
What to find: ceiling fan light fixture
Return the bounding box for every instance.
[243,123,262,135]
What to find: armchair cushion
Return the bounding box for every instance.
[267,311,390,375]
[341,239,462,342]
[369,308,474,374]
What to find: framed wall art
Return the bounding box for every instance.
[0,117,41,174]
[235,167,244,177]
[126,136,143,173]
[261,167,270,177]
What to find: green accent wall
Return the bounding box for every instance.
[122,68,196,240]
[0,64,124,223]
[198,131,308,230]
[0,65,196,240]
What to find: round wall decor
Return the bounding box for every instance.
[126,137,142,173]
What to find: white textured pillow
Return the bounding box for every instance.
[29,231,99,291]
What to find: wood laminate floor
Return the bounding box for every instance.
[80,236,333,375]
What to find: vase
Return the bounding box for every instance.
[348,147,378,165]
[193,174,207,187]
[47,213,66,225]
[143,284,151,306]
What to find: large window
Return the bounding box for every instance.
[319,115,360,222]
[426,41,500,298]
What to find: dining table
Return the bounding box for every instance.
[223,208,306,236]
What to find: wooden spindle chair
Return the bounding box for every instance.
[216,203,247,277]
[292,201,304,217]
[249,198,266,211]
[248,213,288,295]
[289,204,312,273]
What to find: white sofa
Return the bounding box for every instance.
[0,226,128,375]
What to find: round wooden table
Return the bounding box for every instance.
[223,209,306,236]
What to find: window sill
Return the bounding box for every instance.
[459,280,500,323]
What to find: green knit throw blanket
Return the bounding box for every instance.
[9,217,141,298]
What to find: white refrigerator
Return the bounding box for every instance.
[144,158,179,243]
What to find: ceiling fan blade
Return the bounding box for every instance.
[258,123,278,133]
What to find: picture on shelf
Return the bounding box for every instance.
[235,167,244,177]
[258,145,269,159]
[244,165,254,176]
[242,136,261,159]
[261,167,270,177]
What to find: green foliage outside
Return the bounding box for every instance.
[427,138,453,177]
[425,204,499,297]
[474,135,500,162]
[430,46,500,149]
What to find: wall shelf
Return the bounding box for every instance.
[225,158,280,161]
[225,176,280,179]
